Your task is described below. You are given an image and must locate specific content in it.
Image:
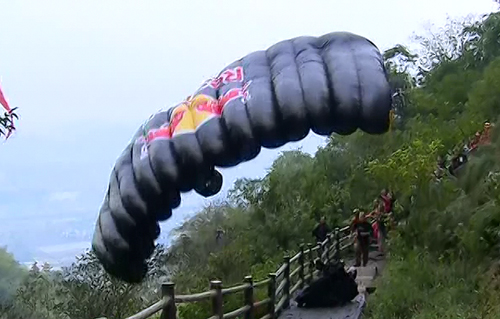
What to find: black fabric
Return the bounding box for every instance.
[449,153,468,176]
[355,237,370,267]
[92,31,393,283]
[295,260,358,308]
[353,221,372,238]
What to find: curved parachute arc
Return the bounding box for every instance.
[93,31,393,283]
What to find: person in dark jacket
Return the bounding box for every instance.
[352,211,373,267]
[215,227,225,247]
[312,216,330,244]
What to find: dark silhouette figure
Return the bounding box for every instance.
[295,259,358,308]
[312,216,331,243]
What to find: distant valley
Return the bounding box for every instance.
[0,198,205,269]
[1,133,325,269]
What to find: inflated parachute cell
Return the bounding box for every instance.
[93,31,393,283]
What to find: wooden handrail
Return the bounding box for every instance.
[290,265,301,278]
[175,290,214,303]
[118,228,355,319]
[222,283,250,295]
[289,252,301,264]
[125,297,170,319]
[275,263,287,278]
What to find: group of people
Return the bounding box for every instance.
[435,121,494,179]
[469,122,493,152]
[351,189,395,267]
[312,189,395,268]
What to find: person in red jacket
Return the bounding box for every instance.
[380,189,393,214]
[377,189,396,253]
[479,122,492,145]
[470,131,481,151]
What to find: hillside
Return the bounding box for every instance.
[162,12,500,319]
[2,10,500,319]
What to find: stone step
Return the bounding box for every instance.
[356,276,374,281]
[354,262,379,293]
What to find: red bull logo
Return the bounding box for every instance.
[139,105,189,144]
[203,66,244,89]
[195,98,223,115]
[138,80,251,152]
[143,125,172,143]
[219,81,251,108]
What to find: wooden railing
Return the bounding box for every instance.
[108,225,354,319]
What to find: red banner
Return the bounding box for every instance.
[0,82,15,138]
[0,83,11,113]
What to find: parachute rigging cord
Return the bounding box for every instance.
[92,31,394,283]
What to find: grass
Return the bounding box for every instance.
[365,248,486,319]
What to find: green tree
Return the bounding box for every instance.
[7,9,500,319]
[0,247,26,307]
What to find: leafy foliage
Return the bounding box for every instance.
[6,8,500,319]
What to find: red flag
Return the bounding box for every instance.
[0,82,15,139]
[0,83,11,113]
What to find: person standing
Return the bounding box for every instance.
[373,202,387,254]
[352,211,373,267]
[312,216,331,244]
[479,122,492,145]
[350,209,360,233]
[380,189,393,214]
[215,227,225,247]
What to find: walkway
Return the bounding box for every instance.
[278,250,386,319]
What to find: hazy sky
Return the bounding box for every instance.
[0,0,497,261]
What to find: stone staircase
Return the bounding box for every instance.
[353,251,385,294]
[278,250,386,319]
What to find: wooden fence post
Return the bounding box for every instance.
[244,276,254,319]
[160,282,176,319]
[283,255,291,309]
[210,280,223,319]
[267,273,276,319]
[326,234,332,263]
[335,227,341,260]
[298,244,305,289]
[307,243,314,283]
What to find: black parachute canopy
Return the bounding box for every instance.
[92,31,392,283]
